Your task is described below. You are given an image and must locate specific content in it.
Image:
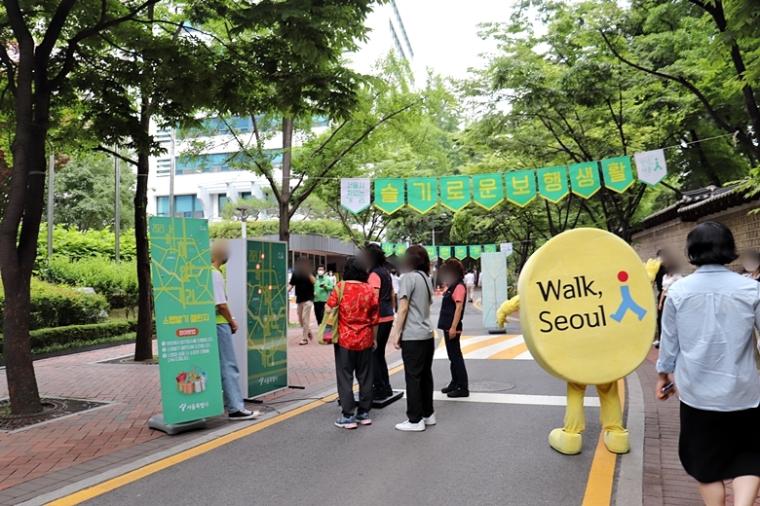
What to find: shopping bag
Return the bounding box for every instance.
[318,282,344,345]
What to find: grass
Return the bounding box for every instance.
[0,332,136,366]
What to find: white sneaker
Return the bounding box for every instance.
[423,414,436,426]
[395,420,425,432]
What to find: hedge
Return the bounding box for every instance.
[38,225,136,263]
[42,256,138,309]
[0,320,137,350]
[0,278,108,330]
[209,219,354,240]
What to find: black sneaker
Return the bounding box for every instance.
[441,385,455,394]
[228,408,260,420]
[447,389,470,398]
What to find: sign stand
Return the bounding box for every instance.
[148,414,208,436]
[227,239,289,400]
[481,251,509,334]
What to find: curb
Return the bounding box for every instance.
[615,370,645,506]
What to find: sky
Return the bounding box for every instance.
[399,0,514,80]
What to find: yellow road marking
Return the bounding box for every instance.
[487,343,528,360]
[580,378,626,506]
[49,364,407,506]
[459,335,512,356]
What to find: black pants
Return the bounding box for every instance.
[372,321,394,397]
[401,339,435,423]
[314,301,326,325]
[334,345,373,417]
[443,331,468,391]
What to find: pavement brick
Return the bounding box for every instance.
[640,349,760,505]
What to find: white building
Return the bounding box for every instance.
[147,0,419,221]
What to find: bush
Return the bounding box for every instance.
[209,219,354,240]
[0,278,108,330]
[0,320,136,350]
[42,256,138,309]
[38,225,136,263]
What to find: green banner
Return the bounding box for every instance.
[601,156,635,193]
[505,170,537,207]
[425,245,438,260]
[394,243,407,256]
[537,166,569,203]
[246,240,288,397]
[374,178,405,214]
[438,245,452,260]
[381,242,395,257]
[483,244,498,254]
[453,245,469,260]
[439,176,471,212]
[472,173,505,210]
[406,177,438,214]
[569,162,602,198]
[469,245,482,260]
[149,217,223,425]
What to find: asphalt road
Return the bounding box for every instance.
[86,299,603,506]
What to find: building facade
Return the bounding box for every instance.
[147,0,418,221]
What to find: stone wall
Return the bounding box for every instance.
[631,202,760,271]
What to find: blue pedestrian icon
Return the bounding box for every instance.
[610,270,647,322]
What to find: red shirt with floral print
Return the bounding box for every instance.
[327,281,379,350]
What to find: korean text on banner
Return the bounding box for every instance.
[472,173,505,210]
[537,166,570,203]
[601,156,635,193]
[569,162,602,199]
[406,177,438,214]
[374,178,405,214]
[340,178,371,214]
[439,176,471,212]
[505,170,537,207]
[149,217,223,425]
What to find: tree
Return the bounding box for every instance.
[50,151,135,231]
[190,0,399,244]
[0,0,163,415]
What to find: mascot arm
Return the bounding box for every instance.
[496,295,520,327]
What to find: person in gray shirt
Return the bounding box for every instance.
[391,245,435,432]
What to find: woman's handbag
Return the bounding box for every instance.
[318,282,344,345]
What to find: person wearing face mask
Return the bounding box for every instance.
[313,266,334,325]
[740,250,760,281]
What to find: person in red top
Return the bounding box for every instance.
[327,257,380,429]
[437,258,469,398]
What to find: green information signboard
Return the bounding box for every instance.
[246,240,289,397]
[149,217,224,424]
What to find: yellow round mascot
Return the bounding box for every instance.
[496,228,659,455]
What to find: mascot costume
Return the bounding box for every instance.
[496,228,659,455]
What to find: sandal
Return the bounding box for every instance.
[299,339,309,346]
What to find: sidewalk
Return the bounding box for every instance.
[0,309,394,505]
[639,349,760,506]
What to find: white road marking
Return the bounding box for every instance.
[431,392,600,407]
[465,336,525,359]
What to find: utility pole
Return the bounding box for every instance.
[114,151,121,262]
[46,153,55,262]
[169,127,176,217]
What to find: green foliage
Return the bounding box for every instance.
[38,226,135,263]
[209,219,353,240]
[48,151,136,231]
[0,279,108,330]
[0,321,136,351]
[42,256,138,309]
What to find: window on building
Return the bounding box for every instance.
[156,195,204,218]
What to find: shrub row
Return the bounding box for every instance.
[209,219,353,240]
[0,320,137,350]
[37,225,136,263]
[0,278,108,330]
[42,256,138,309]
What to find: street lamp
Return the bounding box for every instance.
[235,205,251,239]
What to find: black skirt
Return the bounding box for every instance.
[679,402,760,483]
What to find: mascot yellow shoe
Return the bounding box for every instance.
[496,229,657,455]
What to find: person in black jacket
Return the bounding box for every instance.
[359,243,396,400]
[438,258,469,398]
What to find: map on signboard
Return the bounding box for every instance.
[246,240,288,397]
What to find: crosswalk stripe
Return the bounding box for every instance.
[465,336,524,359]
[487,342,529,360]
[429,391,601,407]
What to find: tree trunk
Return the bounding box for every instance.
[133,95,153,361]
[0,51,47,414]
[278,117,294,245]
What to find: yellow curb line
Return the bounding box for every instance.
[581,378,626,506]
